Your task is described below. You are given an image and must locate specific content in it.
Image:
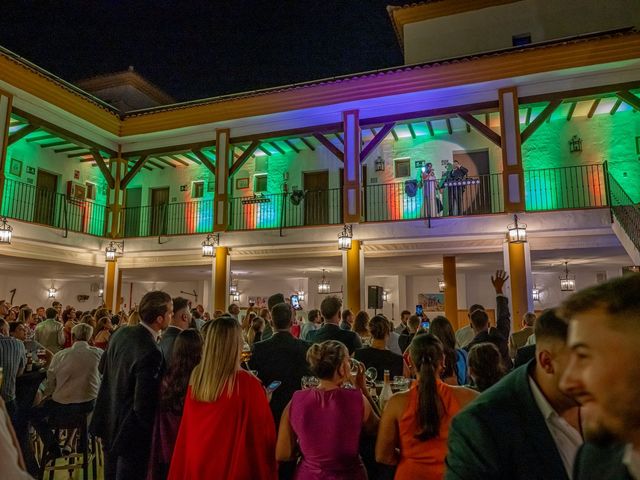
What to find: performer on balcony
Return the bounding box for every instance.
[443,160,469,216]
[420,163,440,218]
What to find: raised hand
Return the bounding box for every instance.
[491,269,509,294]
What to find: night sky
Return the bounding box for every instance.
[0,0,404,102]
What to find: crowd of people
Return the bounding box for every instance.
[0,270,638,480]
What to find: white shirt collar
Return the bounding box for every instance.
[528,375,556,421]
[623,444,640,480]
[140,321,160,341]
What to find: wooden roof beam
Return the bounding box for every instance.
[54,146,85,154]
[258,145,272,156]
[425,121,434,136]
[91,150,115,189]
[587,98,600,118]
[457,113,501,147]
[229,140,261,177]
[283,139,300,154]
[445,118,453,135]
[26,133,56,143]
[566,102,577,121]
[616,91,640,111]
[147,159,165,170]
[406,123,417,139]
[299,137,316,151]
[312,132,344,162]
[610,98,623,115]
[521,99,562,143]
[390,128,399,141]
[40,140,72,148]
[121,155,150,189]
[191,150,217,175]
[334,133,344,145]
[153,157,178,168]
[269,141,286,155]
[361,123,396,163]
[7,124,39,146]
[168,155,190,166]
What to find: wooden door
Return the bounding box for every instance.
[150,187,169,236]
[339,166,367,223]
[124,187,142,237]
[303,171,329,225]
[452,150,490,215]
[34,170,58,226]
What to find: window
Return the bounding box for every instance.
[512,33,531,47]
[85,182,96,200]
[192,181,204,199]
[254,174,268,193]
[394,158,411,178]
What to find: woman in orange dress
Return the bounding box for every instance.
[375,334,478,479]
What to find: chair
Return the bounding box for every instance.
[39,412,99,480]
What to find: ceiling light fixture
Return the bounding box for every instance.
[560,262,576,292]
[317,269,331,294]
[201,233,219,257]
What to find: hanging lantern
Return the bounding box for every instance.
[338,224,353,251]
[317,269,331,294]
[374,156,385,172]
[297,291,305,302]
[560,262,576,292]
[438,278,446,292]
[532,287,540,301]
[201,233,219,257]
[105,241,124,262]
[0,217,13,244]
[48,287,57,299]
[382,291,390,302]
[507,215,527,243]
[232,292,240,302]
[229,277,238,295]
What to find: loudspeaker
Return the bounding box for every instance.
[368,285,383,309]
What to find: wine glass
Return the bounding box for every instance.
[365,367,378,384]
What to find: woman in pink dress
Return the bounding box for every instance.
[276,340,379,480]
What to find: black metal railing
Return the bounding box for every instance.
[609,173,640,253]
[524,163,608,211]
[228,188,343,231]
[365,174,504,222]
[121,199,214,238]
[1,178,106,236]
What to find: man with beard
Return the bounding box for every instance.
[560,274,640,480]
[446,308,582,479]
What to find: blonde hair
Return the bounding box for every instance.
[306,340,349,380]
[127,311,141,326]
[190,316,242,402]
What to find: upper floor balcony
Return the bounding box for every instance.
[0,163,614,239]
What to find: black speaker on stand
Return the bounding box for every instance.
[368,285,383,314]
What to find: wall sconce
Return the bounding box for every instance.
[201,233,219,257]
[382,291,390,302]
[229,277,238,295]
[317,269,331,294]
[48,287,57,299]
[297,291,305,302]
[338,224,353,251]
[532,286,540,301]
[232,292,240,302]
[98,288,104,298]
[560,261,576,291]
[507,214,527,243]
[375,156,385,172]
[0,217,13,244]
[105,241,124,262]
[438,278,446,292]
[569,135,582,153]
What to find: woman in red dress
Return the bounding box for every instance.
[168,316,277,480]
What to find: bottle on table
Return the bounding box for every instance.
[379,369,393,411]
[26,353,33,372]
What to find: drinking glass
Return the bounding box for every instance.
[365,367,378,384]
[393,376,410,392]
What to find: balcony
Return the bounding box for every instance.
[0,164,616,238]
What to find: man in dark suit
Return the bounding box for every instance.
[159,296,191,367]
[249,302,311,427]
[91,291,172,480]
[515,343,536,368]
[465,270,513,369]
[313,296,362,355]
[446,309,582,480]
[559,274,640,480]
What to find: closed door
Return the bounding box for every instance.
[303,171,329,225]
[124,187,142,237]
[34,170,58,226]
[452,150,490,215]
[150,187,169,236]
[339,166,367,223]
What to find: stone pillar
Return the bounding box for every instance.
[342,110,363,223]
[503,240,533,332]
[214,129,230,232]
[443,256,459,330]
[498,87,525,213]
[103,260,122,313]
[212,246,230,313]
[0,91,12,214]
[342,240,364,313]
